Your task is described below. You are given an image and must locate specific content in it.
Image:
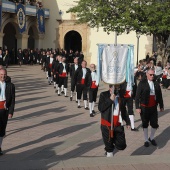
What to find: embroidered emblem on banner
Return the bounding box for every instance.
[40,15,44,26]
[17,8,25,29]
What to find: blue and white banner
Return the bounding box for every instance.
[97,44,134,85]
[0,0,2,30]
[16,3,26,33]
[37,9,45,33]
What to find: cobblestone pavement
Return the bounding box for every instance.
[0,65,170,170]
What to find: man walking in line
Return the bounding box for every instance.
[0,68,15,155]
[135,68,164,147]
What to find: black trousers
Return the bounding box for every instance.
[101,125,127,152]
[71,78,76,92]
[76,84,87,100]
[55,73,59,84]
[140,105,159,129]
[89,88,98,102]
[59,77,68,88]
[48,68,52,77]
[120,97,134,115]
[162,78,168,88]
[0,109,8,137]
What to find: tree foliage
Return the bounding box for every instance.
[67,0,170,39]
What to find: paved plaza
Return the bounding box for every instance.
[0,65,170,170]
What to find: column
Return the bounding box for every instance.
[35,34,45,49]
[0,33,4,48]
[16,33,29,49]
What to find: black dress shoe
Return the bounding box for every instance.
[70,97,73,101]
[149,138,157,146]
[65,96,68,97]
[78,106,81,108]
[144,141,149,147]
[55,90,58,93]
[131,128,139,131]
[58,94,61,96]
[0,148,3,156]
[54,86,56,89]
[90,113,94,117]
[92,110,95,114]
[61,91,64,94]
[76,101,78,103]
[85,107,89,110]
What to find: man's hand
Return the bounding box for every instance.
[136,109,141,114]
[110,94,115,101]
[51,72,53,76]
[8,114,13,119]
[160,108,164,112]
[54,75,56,78]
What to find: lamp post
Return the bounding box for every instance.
[136,32,140,66]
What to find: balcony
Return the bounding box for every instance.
[2,0,50,18]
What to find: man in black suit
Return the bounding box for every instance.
[46,53,54,85]
[0,68,15,156]
[70,57,79,101]
[86,64,99,117]
[57,56,69,97]
[98,85,130,157]
[135,68,164,147]
[119,81,138,131]
[74,60,90,109]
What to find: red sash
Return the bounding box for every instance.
[81,78,85,85]
[49,64,52,68]
[59,72,67,77]
[113,115,121,127]
[101,118,111,127]
[162,75,167,79]
[124,91,131,98]
[0,101,6,109]
[141,95,156,107]
[91,81,98,89]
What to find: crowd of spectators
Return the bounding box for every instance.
[134,51,170,90]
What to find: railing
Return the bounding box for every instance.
[2,0,50,18]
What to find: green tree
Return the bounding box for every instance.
[67,0,170,61]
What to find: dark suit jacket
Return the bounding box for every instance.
[74,67,90,85]
[57,63,69,75]
[135,79,164,109]
[4,79,15,115]
[98,91,130,126]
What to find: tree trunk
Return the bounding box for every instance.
[155,34,169,66]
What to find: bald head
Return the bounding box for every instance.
[74,57,78,64]
[0,69,7,82]
[90,64,96,71]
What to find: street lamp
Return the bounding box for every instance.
[136,32,140,66]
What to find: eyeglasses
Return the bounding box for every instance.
[149,74,155,76]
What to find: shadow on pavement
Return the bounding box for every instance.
[6,112,84,137]
[131,126,170,155]
[4,122,97,153]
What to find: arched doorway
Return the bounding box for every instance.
[28,27,35,50]
[3,23,17,64]
[64,31,82,52]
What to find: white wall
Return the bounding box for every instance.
[43,0,152,65]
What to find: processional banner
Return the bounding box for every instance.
[16,3,26,33]
[97,44,134,85]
